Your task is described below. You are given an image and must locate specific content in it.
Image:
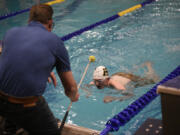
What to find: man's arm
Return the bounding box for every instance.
[0,40,3,54]
[57,71,79,102]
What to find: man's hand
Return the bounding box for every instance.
[48,72,57,87]
[58,71,79,102]
[70,92,80,102]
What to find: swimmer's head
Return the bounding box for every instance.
[93,66,109,80]
[93,66,109,89]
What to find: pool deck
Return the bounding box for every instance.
[134,76,180,135]
[156,76,180,135]
[134,118,163,135]
[0,115,101,135]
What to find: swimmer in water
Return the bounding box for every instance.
[84,61,160,103]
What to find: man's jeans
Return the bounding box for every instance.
[0,96,60,135]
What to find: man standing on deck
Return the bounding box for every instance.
[0,4,79,135]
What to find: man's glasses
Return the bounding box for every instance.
[52,22,55,29]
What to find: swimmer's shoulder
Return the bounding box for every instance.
[111,72,139,81]
[111,72,130,77]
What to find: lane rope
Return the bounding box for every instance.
[100,65,180,135]
[0,0,65,21]
[61,0,156,41]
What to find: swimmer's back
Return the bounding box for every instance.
[110,74,131,86]
[112,72,155,87]
[111,72,142,82]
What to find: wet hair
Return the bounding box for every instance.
[29,4,53,24]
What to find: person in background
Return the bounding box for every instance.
[0,4,79,135]
[85,62,159,103]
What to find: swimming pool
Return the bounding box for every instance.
[0,0,180,134]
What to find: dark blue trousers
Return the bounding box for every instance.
[0,96,60,135]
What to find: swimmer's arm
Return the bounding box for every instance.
[84,81,94,87]
[80,81,94,97]
[80,86,92,98]
[103,94,133,103]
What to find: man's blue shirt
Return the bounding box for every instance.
[0,21,71,97]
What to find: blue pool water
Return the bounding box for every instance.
[0,0,180,135]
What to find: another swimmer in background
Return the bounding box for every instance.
[85,61,160,103]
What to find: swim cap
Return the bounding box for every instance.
[93,66,109,80]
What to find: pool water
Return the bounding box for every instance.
[0,0,180,135]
